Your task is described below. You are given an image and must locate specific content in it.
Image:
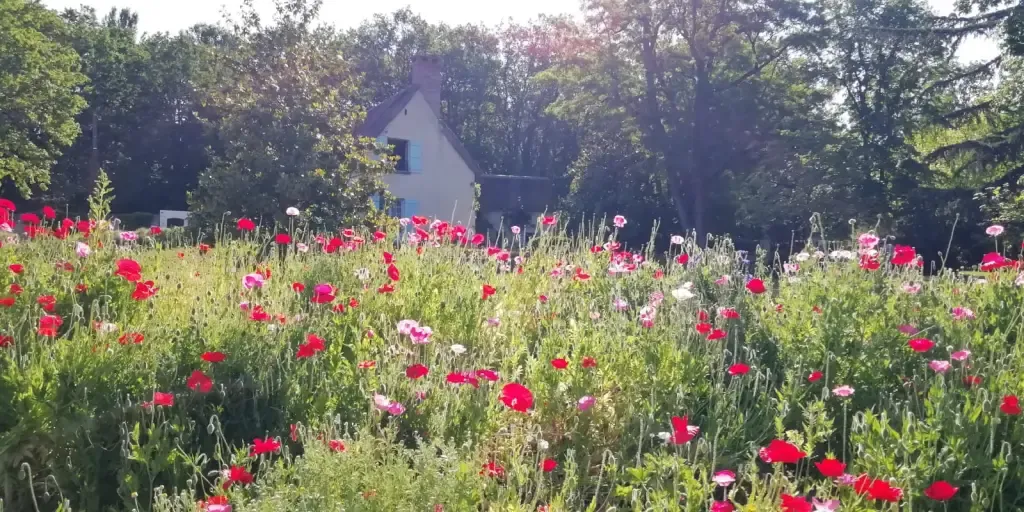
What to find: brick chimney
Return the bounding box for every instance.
[411,55,442,118]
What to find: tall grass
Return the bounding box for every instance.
[0,216,1022,511]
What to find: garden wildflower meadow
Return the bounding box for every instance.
[2,202,1024,512]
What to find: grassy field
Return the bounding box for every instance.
[1,212,1023,511]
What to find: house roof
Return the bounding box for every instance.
[357,85,482,176]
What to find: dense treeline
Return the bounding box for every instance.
[2,0,1023,263]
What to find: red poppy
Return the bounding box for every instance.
[35,295,55,312]
[329,439,346,452]
[550,358,568,370]
[855,476,903,502]
[187,370,213,393]
[249,305,270,322]
[859,255,880,271]
[719,308,740,319]
[387,263,400,282]
[808,370,823,383]
[676,253,689,265]
[481,284,496,300]
[76,219,91,234]
[292,282,306,293]
[582,356,597,368]
[815,457,846,477]
[475,369,499,381]
[153,392,174,407]
[727,363,749,376]
[37,315,63,336]
[9,284,22,295]
[1001,395,1021,415]
[707,329,727,341]
[0,297,14,308]
[541,215,557,226]
[115,259,142,282]
[500,382,534,412]
[923,481,958,501]
[0,199,15,211]
[357,360,376,369]
[202,351,226,363]
[20,213,40,225]
[670,415,696,444]
[275,233,292,245]
[759,439,807,464]
[373,231,386,241]
[780,494,811,512]
[540,458,557,472]
[908,338,934,352]
[118,332,144,345]
[41,206,56,220]
[471,233,485,246]
[236,218,255,231]
[132,280,158,300]
[481,461,505,478]
[377,283,394,294]
[383,252,394,264]
[891,245,917,265]
[964,375,983,386]
[250,437,281,456]
[446,372,480,388]
[7,264,27,276]
[406,364,429,379]
[75,283,87,293]
[223,465,253,488]
[348,297,359,308]
[0,335,14,347]
[980,252,1015,271]
[296,334,326,359]
[745,278,766,294]
[695,322,712,334]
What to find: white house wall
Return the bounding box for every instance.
[380,91,476,225]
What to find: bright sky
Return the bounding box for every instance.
[43,0,999,62]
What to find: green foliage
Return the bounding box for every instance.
[0,0,87,196]
[188,0,391,230]
[87,168,114,221]
[1,215,1024,510]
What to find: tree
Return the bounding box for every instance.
[0,0,87,197]
[189,0,391,229]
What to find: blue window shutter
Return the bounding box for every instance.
[371,193,381,210]
[408,141,423,174]
[402,199,419,219]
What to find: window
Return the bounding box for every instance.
[388,138,410,173]
[388,198,404,218]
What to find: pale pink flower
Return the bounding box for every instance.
[648,291,664,307]
[929,360,951,374]
[285,207,300,216]
[589,311,601,320]
[613,215,627,228]
[511,225,521,235]
[858,233,880,249]
[670,235,684,245]
[986,224,1005,237]
[951,349,971,361]
[639,305,657,328]
[613,298,629,311]
[835,474,856,486]
[784,263,799,273]
[578,395,596,411]
[387,402,405,415]
[242,273,265,290]
[119,231,138,242]
[207,505,233,512]
[712,470,736,486]
[901,282,921,294]
[296,242,309,253]
[812,498,840,512]
[714,275,731,285]
[75,242,91,258]
[832,385,855,397]
[238,301,250,311]
[486,317,501,327]
[409,326,433,344]
[399,217,410,227]
[951,306,975,320]
[397,319,419,335]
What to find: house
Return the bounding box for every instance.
[357,55,479,225]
